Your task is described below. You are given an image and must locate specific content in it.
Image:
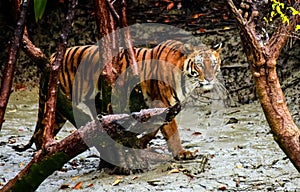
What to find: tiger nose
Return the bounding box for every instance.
[205,74,214,82]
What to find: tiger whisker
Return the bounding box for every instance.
[179,80,200,105]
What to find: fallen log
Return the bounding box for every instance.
[2,103,181,192]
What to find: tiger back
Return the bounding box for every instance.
[34,40,222,159]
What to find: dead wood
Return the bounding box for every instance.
[2,104,180,192]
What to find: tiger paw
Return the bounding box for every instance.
[175,149,197,160]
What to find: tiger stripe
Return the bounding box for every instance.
[33,40,222,159]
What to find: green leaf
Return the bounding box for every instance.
[296,25,300,31]
[34,0,47,22]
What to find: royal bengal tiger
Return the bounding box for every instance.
[28,40,222,160]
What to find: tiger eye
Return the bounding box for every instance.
[194,55,203,64]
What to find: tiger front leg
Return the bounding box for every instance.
[161,119,196,160]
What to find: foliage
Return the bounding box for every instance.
[264,0,300,31]
[34,0,47,22]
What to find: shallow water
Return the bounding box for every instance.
[0,89,299,191]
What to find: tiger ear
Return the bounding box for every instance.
[182,43,194,54]
[212,43,222,53]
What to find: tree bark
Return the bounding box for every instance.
[0,0,31,130]
[94,0,138,83]
[94,0,119,85]
[2,105,180,192]
[21,34,49,68]
[41,0,76,149]
[224,0,300,172]
[119,0,138,76]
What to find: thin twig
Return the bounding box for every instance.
[106,0,120,22]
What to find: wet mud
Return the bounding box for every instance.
[0,0,299,190]
[0,89,299,191]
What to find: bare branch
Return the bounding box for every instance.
[224,0,265,67]
[106,0,120,22]
[225,0,246,25]
[105,0,138,76]
[42,0,77,148]
[266,1,300,60]
[120,0,139,76]
[21,35,50,69]
[0,0,31,130]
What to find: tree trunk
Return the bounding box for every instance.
[94,0,119,84]
[225,0,300,172]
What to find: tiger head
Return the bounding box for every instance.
[182,42,222,91]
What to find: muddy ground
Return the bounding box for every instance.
[0,88,299,191]
[0,0,300,191]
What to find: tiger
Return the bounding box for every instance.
[30,40,222,161]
